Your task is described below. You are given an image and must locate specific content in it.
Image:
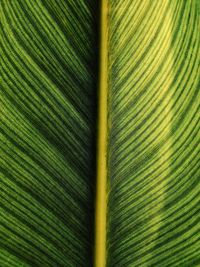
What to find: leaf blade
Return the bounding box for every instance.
[107,0,200,266]
[0,0,98,266]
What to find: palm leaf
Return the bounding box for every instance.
[1,0,199,267]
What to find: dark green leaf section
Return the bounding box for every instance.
[107,0,200,266]
[0,1,98,266]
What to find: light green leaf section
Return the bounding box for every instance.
[107,0,200,266]
[0,0,98,266]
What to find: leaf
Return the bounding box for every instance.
[107,0,200,266]
[1,0,200,267]
[0,1,98,266]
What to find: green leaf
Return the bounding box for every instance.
[1,0,199,267]
[1,1,98,266]
[107,0,200,266]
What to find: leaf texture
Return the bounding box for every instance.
[1,0,200,266]
[0,1,98,266]
[107,0,200,266]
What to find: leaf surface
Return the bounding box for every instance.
[1,0,200,266]
[107,0,200,266]
[0,1,98,266]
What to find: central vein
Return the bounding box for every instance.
[94,0,108,266]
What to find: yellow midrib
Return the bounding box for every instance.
[94,0,108,267]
